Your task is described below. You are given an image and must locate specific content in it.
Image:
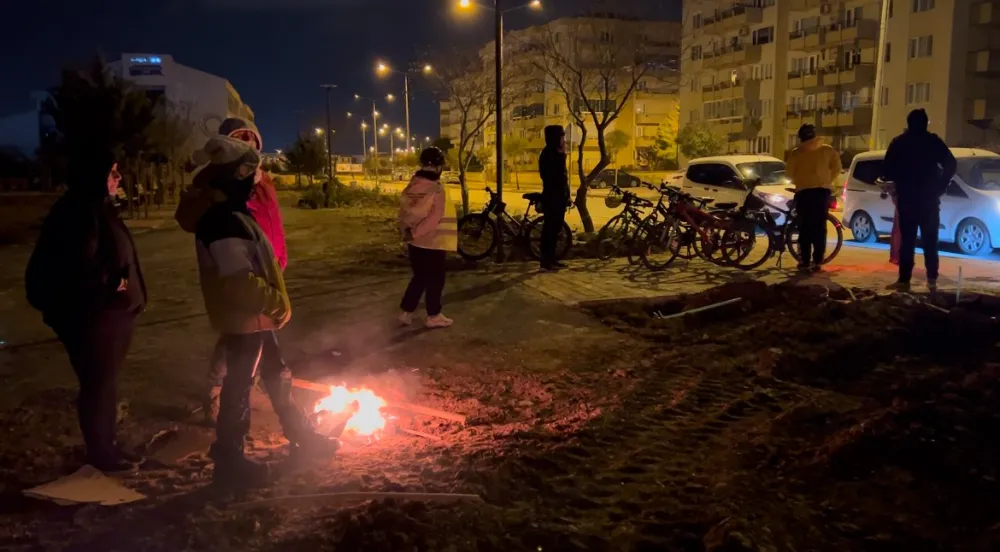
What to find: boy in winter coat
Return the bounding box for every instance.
[187,136,336,487]
[175,118,289,424]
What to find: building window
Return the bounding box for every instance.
[691,45,702,60]
[752,26,774,45]
[905,82,931,104]
[693,13,703,29]
[600,31,614,43]
[889,0,894,17]
[908,35,933,58]
[881,86,890,106]
[884,42,891,62]
[912,0,934,12]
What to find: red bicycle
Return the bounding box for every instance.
[638,185,741,271]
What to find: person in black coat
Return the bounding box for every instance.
[882,108,957,292]
[25,148,147,472]
[538,125,571,270]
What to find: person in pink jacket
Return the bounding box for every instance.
[176,118,295,425]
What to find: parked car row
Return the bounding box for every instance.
[675,148,1000,256]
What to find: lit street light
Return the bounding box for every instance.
[375,60,434,153]
[457,0,542,261]
[314,127,324,136]
[355,94,384,186]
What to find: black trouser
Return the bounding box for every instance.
[540,205,566,267]
[56,312,135,462]
[897,200,940,283]
[794,188,831,265]
[211,331,310,463]
[401,245,446,316]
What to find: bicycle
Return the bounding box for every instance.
[595,185,655,260]
[638,185,741,271]
[457,187,573,262]
[720,186,844,270]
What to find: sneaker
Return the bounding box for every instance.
[426,314,454,329]
[204,386,222,426]
[398,311,413,326]
[552,261,569,269]
[886,280,911,293]
[796,262,810,272]
[810,263,823,273]
[927,279,938,292]
[212,455,274,489]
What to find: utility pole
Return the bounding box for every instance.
[404,74,411,153]
[870,0,891,150]
[321,84,337,200]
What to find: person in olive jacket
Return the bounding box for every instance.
[26,147,147,472]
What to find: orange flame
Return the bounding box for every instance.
[314,385,388,436]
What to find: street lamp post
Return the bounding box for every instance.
[377,62,434,154]
[458,0,541,261]
[320,85,337,191]
[355,94,382,186]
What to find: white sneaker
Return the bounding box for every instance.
[425,314,454,329]
[398,311,413,326]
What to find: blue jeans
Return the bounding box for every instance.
[210,331,310,462]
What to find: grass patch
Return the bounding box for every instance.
[297,179,399,209]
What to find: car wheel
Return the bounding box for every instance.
[850,211,877,243]
[956,218,990,256]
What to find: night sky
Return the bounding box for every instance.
[1,0,679,155]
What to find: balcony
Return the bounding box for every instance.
[789,0,822,11]
[820,105,873,129]
[789,27,823,52]
[825,19,879,46]
[702,78,761,102]
[703,5,763,33]
[971,50,1000,76]
[709,118,745,137]
[785,110,819,131]
[703,44,761,70]
[788,69,821,90]
[820,63,876,87]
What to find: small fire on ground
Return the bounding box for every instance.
[313,385,389,438]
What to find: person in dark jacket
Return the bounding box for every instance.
[538,125,571,270]
[883,108,957,292]
[25,148,147,472]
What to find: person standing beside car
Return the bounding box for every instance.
[785,123,842,272]
[882,109,957,293]
[25,148,148,472]
[538,125,571,271]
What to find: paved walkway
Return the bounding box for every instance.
[518,244,1000,306]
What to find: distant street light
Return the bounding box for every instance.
[314,127,324,136]
[355,94,383,186]
[375,60,434,152]
[456,0,543,261]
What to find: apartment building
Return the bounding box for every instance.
[681,0,1000,163]
[439,16,681,172]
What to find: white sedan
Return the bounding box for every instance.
[752,170,846,224]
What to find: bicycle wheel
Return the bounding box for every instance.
[526,216,573,261]
[596,214,630,260]
[671,218,700,260]
[457,213,498,261]
[627,213,658,265]
[639,218,680,271]
[721,221,774,270]
[785,212,844,265]
[691,218,731,266]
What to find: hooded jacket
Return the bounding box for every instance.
[175,117,288,269]
[883,122,957,207]
[188,136,290,334]
[26,151,147,329]
[539,126,570,208]
[786,137,842,193]
[399,169,458,251]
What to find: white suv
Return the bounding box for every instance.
[843,148,1000,256]
[680,154,786,207]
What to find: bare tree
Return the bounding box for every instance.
[423,49,497,214]
[521,3,679,232]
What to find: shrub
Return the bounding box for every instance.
[297,179,399,209]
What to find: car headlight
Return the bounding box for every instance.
[761,193,785,205]
[995,199,1000,213]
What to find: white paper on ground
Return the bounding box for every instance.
[22,465,146,506]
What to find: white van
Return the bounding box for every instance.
[843,148,1000,256]
[680,155,786,207]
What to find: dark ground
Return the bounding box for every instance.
[1,203,999,551]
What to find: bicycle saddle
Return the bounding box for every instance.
[522,192,544,202]
[697,197,715,205]
[714,202,738,210]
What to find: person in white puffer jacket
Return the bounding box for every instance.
[397,147,458,328]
